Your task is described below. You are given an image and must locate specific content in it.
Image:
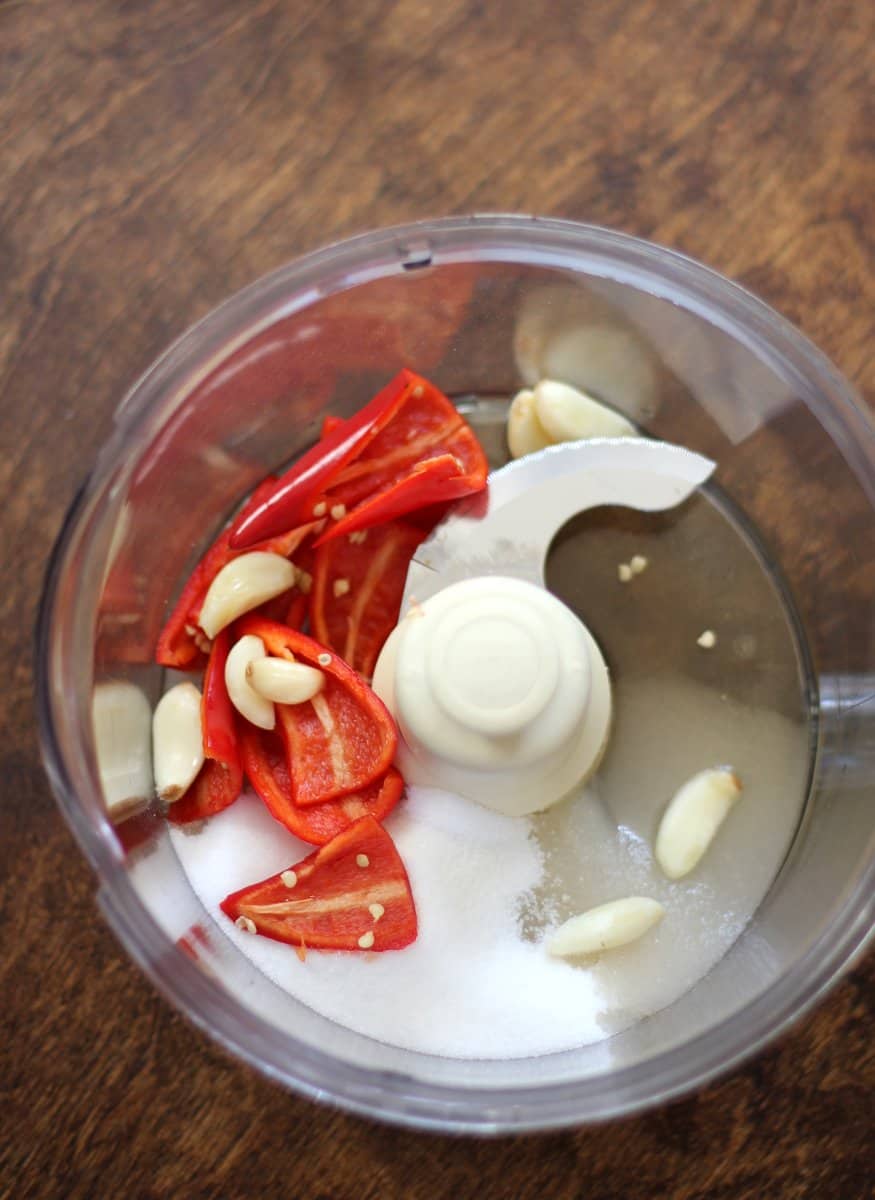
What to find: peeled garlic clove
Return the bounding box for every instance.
[656,767,742,880]
[506,388,554,459]
[547,897,664,958]
[198,552,296,639]
[247,657,324,705]
[225,634,275,730]
[92,681,153,819]
[152,682,204,804]
[533,379,638,442]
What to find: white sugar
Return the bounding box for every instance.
[169,786,607,1058]
[168,680,807,1060]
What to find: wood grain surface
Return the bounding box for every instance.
[2,1,873,1197]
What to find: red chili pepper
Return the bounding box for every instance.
[200,628,237,764]
[283,536,316,630]
[316,453,474,543]
[231,370,488,550]
[320,414,346,440]
[229,372,412,548]
[167,631,243,824]
[316,375,487,541]
[155,478,314,670]
[283,590,309,631]
[236,616,397,807]
[323,371,485,509]
[310,520,425,677]
[285,593,308,630]
[220,815,417,952]
[240,723,405,844]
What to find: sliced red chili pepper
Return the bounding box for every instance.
[317,453,475,543]
[167,631,243,824]
[230,372,412,548]
[157,477,276,669]
[166,735,241,826]
[320,414,346,440]
[220,815,417,951]
[314,371,487,542]
[283,536,316,630]
[155,477,314,669]
[200,628,237,764]
[240,723,405,845]
[283,590,309,631]
[232,370,488,549]
[236,616,397,807]
[310,520,424,678]
[324,371,481,507]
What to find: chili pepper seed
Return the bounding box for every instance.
[281,870,298,888]
[358,931,375,949]
[356,854,370,868]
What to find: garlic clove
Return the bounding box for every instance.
[152,682,204,804]
[547,897,665,958]
[533,379,638,442]
[225,634,275,730]
[655,767,742,879]
[506,388,554,459]
[92,681,153,819]
[247,656,325,705]
[198,552,296,639]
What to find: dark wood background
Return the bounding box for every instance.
[2,2,872,1197]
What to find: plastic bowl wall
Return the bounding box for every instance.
[37,216,875,1133]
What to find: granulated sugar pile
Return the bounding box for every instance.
[170,786,608,1059]
[169,682,810,1059]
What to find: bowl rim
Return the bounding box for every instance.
[35,213,875,1133]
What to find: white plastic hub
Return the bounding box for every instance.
[427,586,563,737]
[372,576,612,816]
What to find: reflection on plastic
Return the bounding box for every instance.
[514,283,661,423]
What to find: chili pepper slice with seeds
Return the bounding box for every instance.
[235,616,397,808]
[220,815,417,952]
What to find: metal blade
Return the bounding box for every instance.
[405,439,716,607]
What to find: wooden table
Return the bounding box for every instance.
[2,1,872,1196]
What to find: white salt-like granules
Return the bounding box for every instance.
[169,786,608,1059]
[168,682,808,1060]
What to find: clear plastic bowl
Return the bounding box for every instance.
[36,216,875,1133]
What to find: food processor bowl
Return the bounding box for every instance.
[36,216,875,1132]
